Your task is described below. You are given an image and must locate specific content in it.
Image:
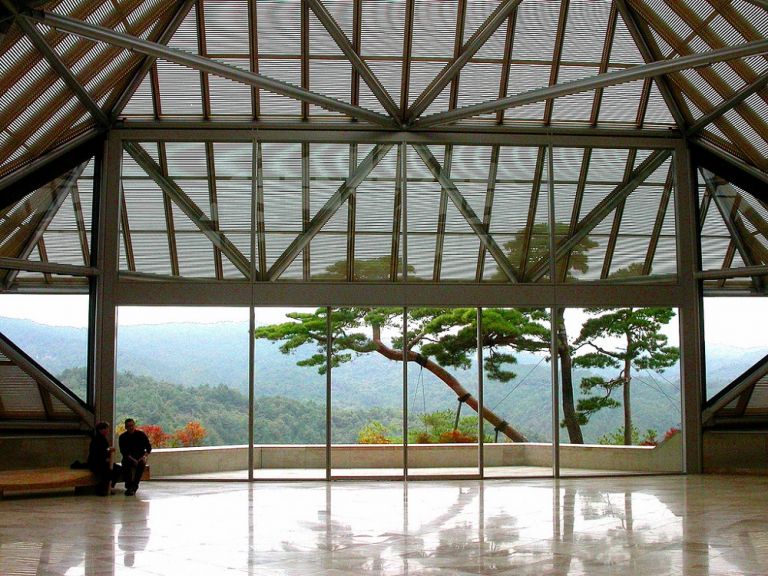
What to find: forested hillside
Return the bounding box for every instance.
[4,316,761,445]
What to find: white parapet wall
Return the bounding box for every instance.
[149,433,683,477]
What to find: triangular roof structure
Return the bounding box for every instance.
[0,0,766,292]
[0,0,766,176]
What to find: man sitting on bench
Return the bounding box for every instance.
[88,421,121,496]
[118,418,152,496]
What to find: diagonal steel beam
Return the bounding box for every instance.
[13,13,110,127]
[691,137,768,194]
[125,141,252,279]
[0,257,97,276]
[306,0,401,124]
[687,72,768,136]
[32,9,395,128]
[413,39,768,128]
[702,168,766,291]
[0,332,94,425]
[406,0,523,123]
[526,149,672,282]
[267,144,394,281]
[412,143,519,282]
[2,164,85,289]
[643,162,674,276]
[613,0,686,130]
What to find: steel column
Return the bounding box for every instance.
[92,133,122,425]
[675,143,704,474]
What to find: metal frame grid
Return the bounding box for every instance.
[0,0,767,182]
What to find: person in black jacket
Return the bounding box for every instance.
[118,418,152,496]
[88,421,121,496]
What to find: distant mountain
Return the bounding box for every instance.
[3,316,763,442]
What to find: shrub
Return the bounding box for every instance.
[438,430,477,443]
[663,427,680,442]
[174,421,208,447]
[357,421,392,444]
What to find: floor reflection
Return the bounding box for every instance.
[0,475,767,575]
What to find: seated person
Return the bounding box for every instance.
[118,418,152,496]
[88,421,121,496]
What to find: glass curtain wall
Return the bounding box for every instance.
[252,307,327,480]
[481,307,553,478]
[406,308,479,478]
[0,294,90,402]
[703,298,768,401]
[115,306,250,479]
[557,307,682,476]
[330,307,404,479]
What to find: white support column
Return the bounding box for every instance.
[675,142,704,474]
[92,133,122,425]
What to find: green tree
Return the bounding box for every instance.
[573,307,679,445]
[498,222,599,445]
[254,304,541,442]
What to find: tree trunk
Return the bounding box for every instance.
[623,359,632,445]
[557,309,583,444]
[371,326,528,443]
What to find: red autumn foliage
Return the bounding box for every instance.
[174,421,208,447]
[139,424,171,448]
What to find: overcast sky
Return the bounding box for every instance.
[0,294,766,349]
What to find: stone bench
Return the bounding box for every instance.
[0,465,150,498]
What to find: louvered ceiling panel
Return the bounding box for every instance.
[562,1,610,63]
[156,59,203,115]
[203,0,249,55]
[408,61,450,113]
[360,1,404,57]
[412,1,456,60]
[261,142,303,258]
[130,231,172,275]
[746,377,768,414]
[550,65,600,122]
[441,233,481,281]
[0,365,44,415]
[361,60,402,115]
[0,0,176,176]
[309,59,352,116]
[174,231,217,278]
[310,233,348,280]
[456,62,502,117]
[468,3,507,62]
[216,179,252,236]
[309,1,350,56]
[258,59,302,116]
[208,60,253,116]
[122,74,154,115]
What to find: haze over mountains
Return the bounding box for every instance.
[1,316,764,443]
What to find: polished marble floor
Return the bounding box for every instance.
[1,475,767,575]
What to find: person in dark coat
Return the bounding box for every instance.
[118,418,152,496]
[88,421,121,496]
